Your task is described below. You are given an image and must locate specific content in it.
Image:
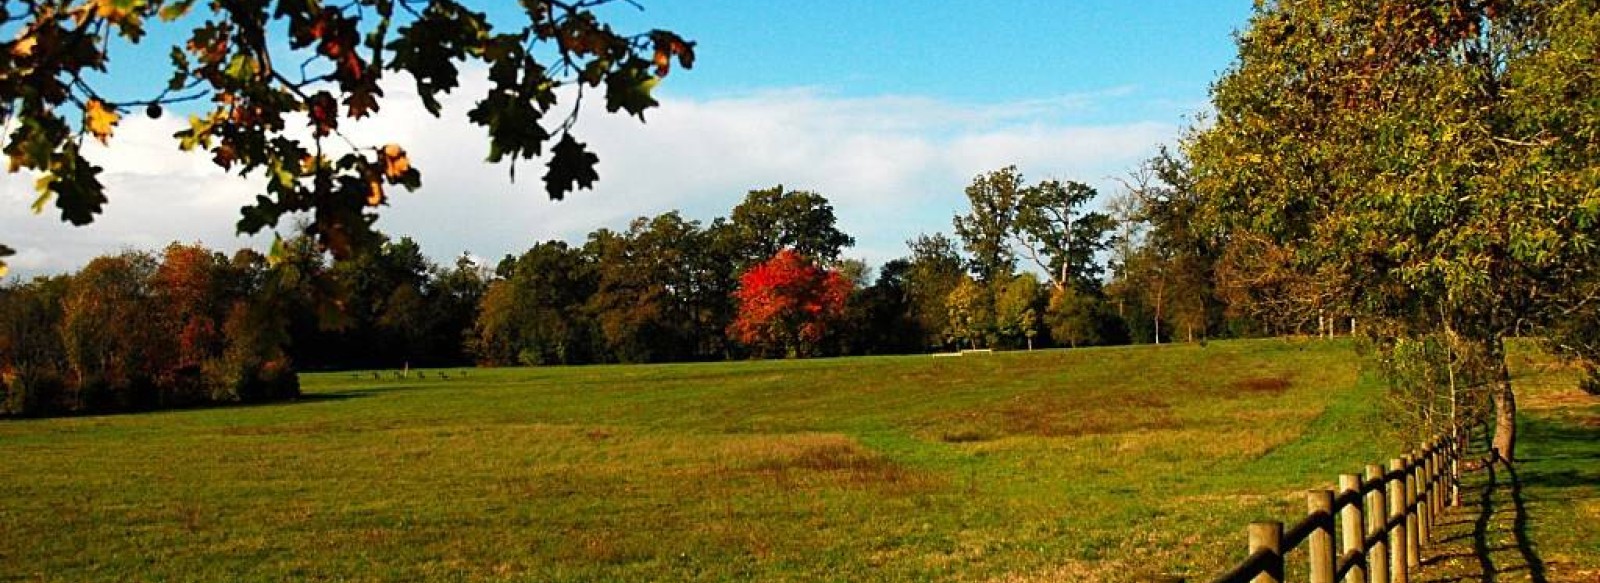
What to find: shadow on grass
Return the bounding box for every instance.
[1452,411,1600,583]
[1473,460,1498,582]
[1,391,372,422]
[1505,462,1548,583]
[1516,415,1600,491]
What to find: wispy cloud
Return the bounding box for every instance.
[1,74,1182,278]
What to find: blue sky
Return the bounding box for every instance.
[2,2,1256,277]
[612,2,1246,100]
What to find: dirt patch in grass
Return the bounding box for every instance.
[217,422,339,436]
[922,393,1180,443]
[725,434,936,494]
[560,529,655,565]
[999,396,1178,437]
[938,427,995,443]
[1523,387,1599,411]
[1229,376,1292,396]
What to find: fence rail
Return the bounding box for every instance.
[1186,424,1491,583]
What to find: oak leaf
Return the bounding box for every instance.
[85,98,119,144]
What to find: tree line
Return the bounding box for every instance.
[0,244,300,416]
[1,170,1270,416]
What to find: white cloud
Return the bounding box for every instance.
[0,74,1181,279]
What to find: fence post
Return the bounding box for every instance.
[1450,428,1462,508]
[1433,438,1446,525]
[1366,464,1390,583]
[1404,454,1421,569]
[1308,490,1336,583]
[1388,458,1410,583]
[1428,439,1442,531]
[1250,521,1285,583]
[1417,447,1432,545]
[1339,474,1367,583]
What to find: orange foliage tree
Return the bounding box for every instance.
[728,250,851,358]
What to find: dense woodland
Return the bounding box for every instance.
[0,168,1271,416]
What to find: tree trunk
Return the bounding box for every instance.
[1487,336,1517,463]
[1153,284,1164,345]
[1492,350,1517,463]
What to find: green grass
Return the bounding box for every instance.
[0,339,1451,582]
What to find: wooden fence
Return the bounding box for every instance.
[1187,424,1489,583]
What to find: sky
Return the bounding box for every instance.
[0,1,1256,279]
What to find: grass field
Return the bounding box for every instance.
[0,339,1592,582]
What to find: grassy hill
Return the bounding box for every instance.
[0,339,1421,581]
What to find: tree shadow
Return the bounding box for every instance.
[2,390,372,421]
[1423,409,1595,583]
[1506,456,1550,583]
[1473,461,1498,582]
[1456,422,1575,583]
[1515,415,1600,491]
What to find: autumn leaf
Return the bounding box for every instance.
[650,32,696,77]
[85,98,120,145]
[90,0,144,21]
[158,0,195,22]
[380,144,410,179]
[0,244,13,277]
[653,49,671,77]
[544,134,599,200]
[346,87,381,118]
[366,176,384,206]
[36,144,107,226]
[11,35,37,58]
[307,91,338,137]
[605,66,659,118]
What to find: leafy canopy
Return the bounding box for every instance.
[0,0,695,275]
[1185,0,1600,460]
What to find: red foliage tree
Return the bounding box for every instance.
[729,250,852,357]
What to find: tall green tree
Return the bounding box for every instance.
[1046,285,1109,349]
[904,233,966,350]
[1014,179,1114,292]
[1187,0,1600,460]
[0,275,69,415]
[585,213,712,363]
[59,251,159,410]
[318,236,434,368]
[421,254,490,366]
[952,167,1022,283]
[993,273,1043,350]
[472,241,597,366]
[844,259,922,355]
[944,276,993,350]
[727,186,855,267]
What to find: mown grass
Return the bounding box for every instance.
[1,339,1435,581]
